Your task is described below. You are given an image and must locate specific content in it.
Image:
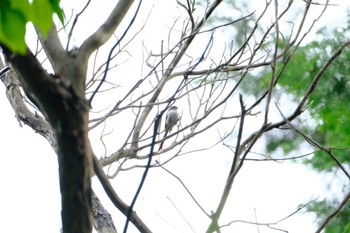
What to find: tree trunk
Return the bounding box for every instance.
[56,101,92,233]
[2,47,93,233]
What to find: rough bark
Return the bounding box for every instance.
[0,59,121,233]
[2,47,93,233]
[1,2,147,233]
[92,191,117,233]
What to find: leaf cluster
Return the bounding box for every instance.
[0,0,64,54]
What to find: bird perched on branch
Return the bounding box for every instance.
[158,106,179,151]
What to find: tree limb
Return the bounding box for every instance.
[80,0,136,56]
[315,191,350,233]
[37,25,66,74]
[93,155,152,233]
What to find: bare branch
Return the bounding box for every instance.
[315,190,350,233]
[66,0,92,50]
[156,161,210,218]
[93,155,152,233]
[275,103,350,180]
[220,198,317,231]
[80,0,137,56]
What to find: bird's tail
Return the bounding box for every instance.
[158,129,169,152]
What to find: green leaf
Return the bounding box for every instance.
[0,0,64,53]
[31,0,64,36]
[0,8,27,54]
[10,0,33,21]
[32,0,54,36]
[49,0,64,23]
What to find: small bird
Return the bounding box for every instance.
[158,106,179,151]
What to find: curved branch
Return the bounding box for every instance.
[80,0,136,56]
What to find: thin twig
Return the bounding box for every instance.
[89,0,143,105]
[156,161,210,217]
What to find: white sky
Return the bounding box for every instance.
[1,0,349,233]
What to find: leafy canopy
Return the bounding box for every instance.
[270,24,350,170]
[0,0,64,54]
[239,17,350,171]
[240,18,350,232]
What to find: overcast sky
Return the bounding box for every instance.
[1,1,349,233]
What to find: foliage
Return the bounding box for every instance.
[243,18,350,171]
[0,0,64,54]
[242,18,350,232]
[308,198,350,233]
